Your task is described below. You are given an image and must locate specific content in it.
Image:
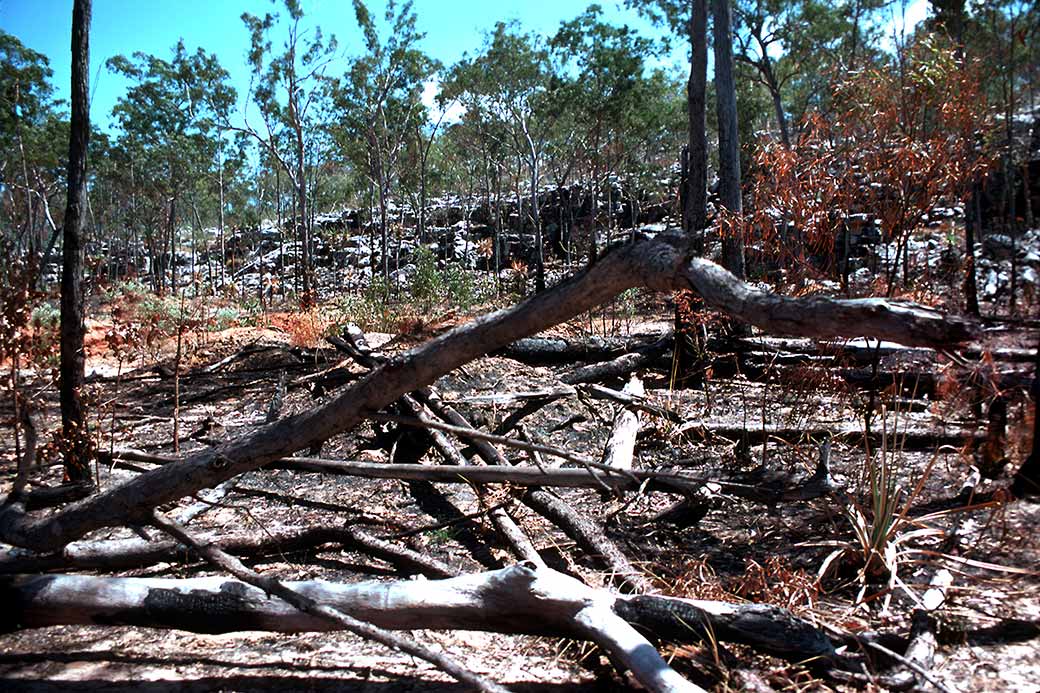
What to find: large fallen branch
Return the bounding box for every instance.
[0,233,976,551]
[419,392,652,593]
[1,564,834,673]
[146,511,508,693]
[0,524,457,579]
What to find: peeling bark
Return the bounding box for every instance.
[0,565,832,674]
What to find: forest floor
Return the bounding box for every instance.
[1,287,1039,691]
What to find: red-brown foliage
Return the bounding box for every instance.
[748,38,995,294]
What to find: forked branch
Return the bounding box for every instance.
[0,233,976,551]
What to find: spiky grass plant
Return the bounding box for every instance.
[817,404,948,612]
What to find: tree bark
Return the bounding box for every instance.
[1,565,832,672]
[675,0,710,384]
[59,0,92,484]
[1011,332,1040,498]
[712,0,745,280]
[685,0,708,245]
[964,186,981,316]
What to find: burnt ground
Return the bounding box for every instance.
[1,296,1039,692]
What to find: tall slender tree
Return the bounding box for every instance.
[687,0,709,248]
[447,23,558,291]
[107,42,235,296]
[59,0,91,484]
[334,0,436,283]
[713,0,745,280]
[239,1,337,302]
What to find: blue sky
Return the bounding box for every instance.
[0,0,679,132]
[0,0,931,134]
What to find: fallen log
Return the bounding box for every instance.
[562,335,673,385]
[419,393,650,592]
[725,335,1037,365]
[0,525,457,579]
[0,564,834,667]
[107,448,839,507]
[147,512,508,693]
[496,335,641,364]
[677,420,980,451]
[0,233,976,551]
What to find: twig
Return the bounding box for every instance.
[148,511,508,693]
[862,638,957,693]
[369,411,640,485]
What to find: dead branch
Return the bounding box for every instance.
[419,393,653,593]
[562,334,673,384]
[0,524,457,579]
[401,394,544,566]
[2,563,842,691]
[678,420,980,451]
[0,234,976,551]
[369,410,638,482]
[146,511,508,693]
[880,569,955,691]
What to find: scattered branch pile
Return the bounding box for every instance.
[5,232,1036,691]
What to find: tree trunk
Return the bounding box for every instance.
[713,0,745,280]
[528,131,545,292]
[293,115,311,301]
[0,567,833,665]
[685,1,708,247]
[166,191,177,295]
[964,186,981,316]
[675,0,710,384]
[59,0,92,484]
[418,126,428,244]
[217,139,226,289]
[1011,333,1040,498]
[763,60,791,148]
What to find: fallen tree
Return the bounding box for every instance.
[1,564,836,666]
[0,233,976,553]
[0,524,458,578]
[0,232,981,690]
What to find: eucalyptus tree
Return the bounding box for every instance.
[613,68,686,222]
[333,0,437,282]
[410,89,456,244]
[626,0,710,249]
[0,30,68,257]
[733,0,868,147]
[448,22,560,291]
[732,0,798,147]
[968,0,1039,232]
[434,89,512,279]
[239,0,337,300]
[713,0,745,279]
[550,5,661,255]
[107,41,235,294]
[59,0,92,483]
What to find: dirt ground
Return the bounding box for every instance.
[2,298,1039,691]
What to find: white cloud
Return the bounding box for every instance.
[421,78,466,125]
[881,0,932,51]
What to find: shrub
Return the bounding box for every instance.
[409,246,444,313]
[748,37,994,294]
